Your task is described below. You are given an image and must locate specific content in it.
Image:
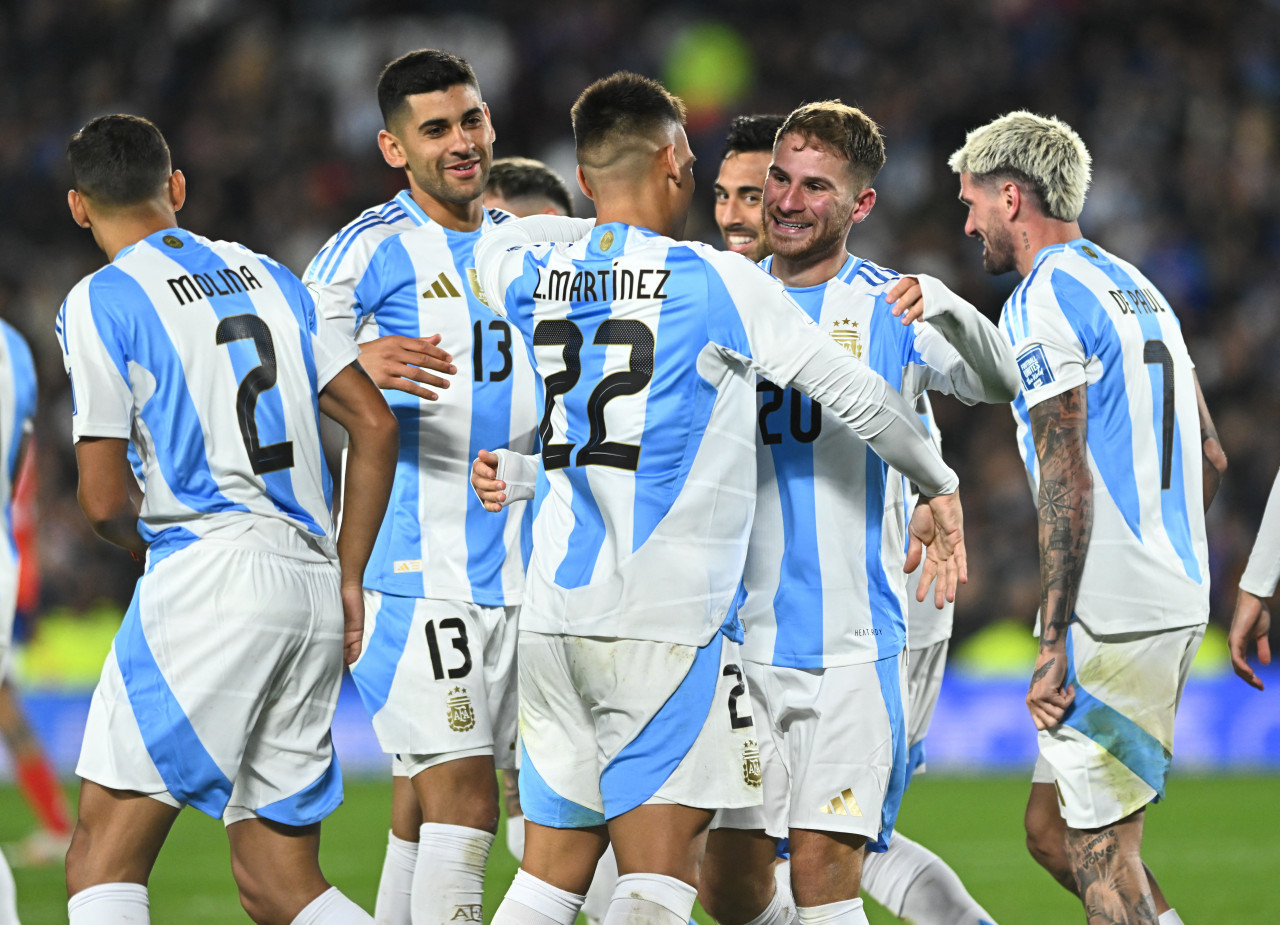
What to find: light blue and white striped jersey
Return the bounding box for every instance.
[1002,239,1208,633]
[897,395,956,650]
[305,191,537,606]
[476,223,949,647]
[56,228,359,563]
[740,257,977,668]
[0,321,35,579]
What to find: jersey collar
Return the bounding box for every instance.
[393,190,493,232]
[114,227,187,263]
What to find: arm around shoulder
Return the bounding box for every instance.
[912,274,1019,404]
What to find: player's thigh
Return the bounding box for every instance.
[778,654,908,852]
[701,827,779,922]
[580,632,762,822]
[66,780,181,892]
[349,594,513,762]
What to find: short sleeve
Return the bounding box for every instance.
[304,229,395,338]
[311,307,362,392]
[58,279,134,441]
[1005,284,1088,410]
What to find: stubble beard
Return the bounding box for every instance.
[982,221,1018,275]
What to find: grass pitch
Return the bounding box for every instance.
[4,773,1275,923]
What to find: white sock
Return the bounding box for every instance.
[862,832,995,924]
[412,823,493,925]
[506,814,526,861]
[0,847,17,925]
[744,871,796,925]
[1158,911,1185,925]
[771,860,796,925]
[796,898,867,925]
[602,873,696,925]
[492,868,585,925]
[291,886,373,924]
[580,843,618,925]
[374,831,418,925]
[68,882,149,925]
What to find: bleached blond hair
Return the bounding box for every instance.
[948,111,1092,222]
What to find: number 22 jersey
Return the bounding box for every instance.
[56,228,359,560]
[1003,239,1208,634]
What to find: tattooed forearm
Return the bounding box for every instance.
[1194,373,1226,512]
[1030,657,1057,687]
[1066,826,1158,925]
[1031,387,1092,651]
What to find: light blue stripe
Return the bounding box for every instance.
[117,584,234,818]
[145,526,199,570]
[349,592,415,719]
[868,652,908,852]
[256,755,344,826]
[1078,245,1200,582]
[1062,626,1172,797]
[1049,270,1144,540]
[2,324,35,539]
[318,201,406,284]
[838,255,863,283]
[905,738,927,789]
[518,742,606,828]
[599,634,722,819]
[768,415,822,667]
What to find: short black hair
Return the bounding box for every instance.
[721,114,786,160]
[571,71,686,164]
[486,157,574,216]
[67,115,172,208]
[377,49,478,127]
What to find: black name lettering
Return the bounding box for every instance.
[533,264,671,303]
[166,265,262,307]
[1108,288,1165,316]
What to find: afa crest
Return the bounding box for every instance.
[830,318,863,359]
[742,739,763,788]
[466,268,490,307]
[446,687,476,733]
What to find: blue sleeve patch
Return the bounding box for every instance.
[1017,345,1054,391]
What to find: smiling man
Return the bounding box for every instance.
[303,50,538,925]
[713,115,784,262]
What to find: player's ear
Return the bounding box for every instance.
[378,129,408,170]
[849,187,877,225]
[168,170,187,213]
[576,165,596,202]
[68,190,91,229]
[483,102,495,144]
[660,142,680,182]
[1002,181,1021,220]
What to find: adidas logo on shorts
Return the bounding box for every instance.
[819,788,863,817]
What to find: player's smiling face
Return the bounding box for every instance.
[764,133,863,263]
[958,172,1016,275]
[714,150,771,262]
[382,83,495,207]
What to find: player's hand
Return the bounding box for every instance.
[358,334,456,400]
[1026,647,1075,730]
[1228,589,1272,690]
[341,581,365,665]
[471,449,507,512]
[905,492,968,608]
[886,276,925,325]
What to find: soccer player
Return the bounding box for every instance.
[484,157,574,218]
[302,50,537,925]
[697,101,1014,925]
[1228,467,1277,690]
[713,115,784,262]
[470,71,967,925]
[950,111,1226,925]
[0,314,35,925]
[57,114,398,925]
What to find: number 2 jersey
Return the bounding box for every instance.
[56,228,359,561]
[476,221,958,649]
[304,192,537,606]
[1003,239,1208,634]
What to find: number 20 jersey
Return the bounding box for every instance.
[56,228,359,560]
[304,193,537,606]
[1002,238,1207,634]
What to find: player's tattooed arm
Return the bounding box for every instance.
[1193,371,1226,512]
[1026,385,1090,730]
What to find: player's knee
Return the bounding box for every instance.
[699,869,773,925]
[417,759,501,832]
[64,824,91,896]
[230,853,291,925]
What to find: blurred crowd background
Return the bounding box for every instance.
[2,0,1278,645]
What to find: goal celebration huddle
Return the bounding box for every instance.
[16,43,1272,925]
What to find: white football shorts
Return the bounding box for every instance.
[350,592,518,774]
[713,652,908,851]
[517,629,762,826]
[1032,620,1204,830]
[77,532,345,826]
[904,638,949,781]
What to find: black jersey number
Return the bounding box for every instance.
[757,382,821,445]
[215,314,294,474]
[723,664,753,729]
[473,320,513,383]
[533,318,654,471]
[1143,339,1174,490]
[425,617,473,680]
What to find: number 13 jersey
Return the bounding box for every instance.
[56,228,359,561]
[1002,238,1208,634]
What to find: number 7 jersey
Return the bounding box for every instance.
[56,228,359,560]
[1002,238,1208,634]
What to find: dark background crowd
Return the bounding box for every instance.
[3,0,1277,643]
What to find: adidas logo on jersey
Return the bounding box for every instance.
[422,272,462,300]
[819,787,863,817]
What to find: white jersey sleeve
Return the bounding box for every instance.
[1240,466,1280,598]
[58,280,134,441]
[906,274,1018,405]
